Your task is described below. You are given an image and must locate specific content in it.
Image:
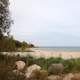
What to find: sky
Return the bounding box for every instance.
[10,0,80,47]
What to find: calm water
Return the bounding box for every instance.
[33,47,80,52]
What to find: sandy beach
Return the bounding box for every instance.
[4,50,80,59]
[29,50,80,59]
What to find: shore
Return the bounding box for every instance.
[29,50,80,59]
[3,50,80,59]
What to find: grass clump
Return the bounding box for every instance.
[63,58,80,73]
[1,53,80,79]
[0,53,26,80]
[24,55,80,73]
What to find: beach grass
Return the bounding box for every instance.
[0,53,80,80]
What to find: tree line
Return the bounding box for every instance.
[0,0,34,52]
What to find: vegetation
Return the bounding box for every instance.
[1,53,80,71]
[0,53,26,80]
[0,0,34,52]
[0,0,12,39]
[0,36,34,52]
[1,53,80,79]
[0,2,80,79]
[0,36,16,51]
[21,55,80,74]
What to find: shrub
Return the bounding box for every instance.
[0,37,16,52]
[63,58,80,73]
[0,61,26,80]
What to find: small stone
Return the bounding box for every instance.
[48,75,63,80]
[63,73,74,80]
[71,73,80,80]
[15,61,26,71]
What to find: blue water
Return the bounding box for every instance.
[33,47,80,52]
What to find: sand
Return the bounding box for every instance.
[30,50,80,59]
[3,50,80,59]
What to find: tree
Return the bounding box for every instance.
[0,0,14,51]
[21,41,28,51]
[0,0,12,39]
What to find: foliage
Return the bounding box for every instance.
[0,0,34,51]
[0,53,26,80]
[0,0,35,52]
[0,36,34,52]
[0,0,12,38]
[63,58,80,73]
[23,55,80,73]
[1,53,80,79]
[0,37,16,52]
[0,63,26,80]
[0,0,15,52]
[21,41,28,51]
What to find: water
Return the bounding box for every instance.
[33,47,80,52]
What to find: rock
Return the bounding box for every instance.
[13,69,24,76]
[63,73,74,80]
[12,69,26,80]
[39,70,48,80]
[29,69,48,80]
[29,69,40,79]
[25,64,41,78]
[48,75,63,80]
[71,73,80,80]
[48,63,64,74]
[15,61,26,71]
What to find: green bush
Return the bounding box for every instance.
[0,54,26,80]
[0,64,26,80]
[63,58,80,73]
[0,37,16,52]
[1,53,80,78]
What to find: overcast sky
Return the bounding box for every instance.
[10,0,80,47]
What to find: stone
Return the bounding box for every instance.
[63,73,74,80]
[25,64,41,78]
[48,75,63,80]
[71,73,80,80]
[15,61,26,71]
[48,63,64,74]
[13,69,24,76]
[28,69,48,80]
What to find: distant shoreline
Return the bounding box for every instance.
[32,47,80,52]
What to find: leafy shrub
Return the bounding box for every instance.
[0,37,16,52]
[1,53,80,78]
[0,61,26,80]
[63,58,80,73]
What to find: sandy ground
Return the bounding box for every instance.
[3,50,80,59]
[29,50,80,59]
